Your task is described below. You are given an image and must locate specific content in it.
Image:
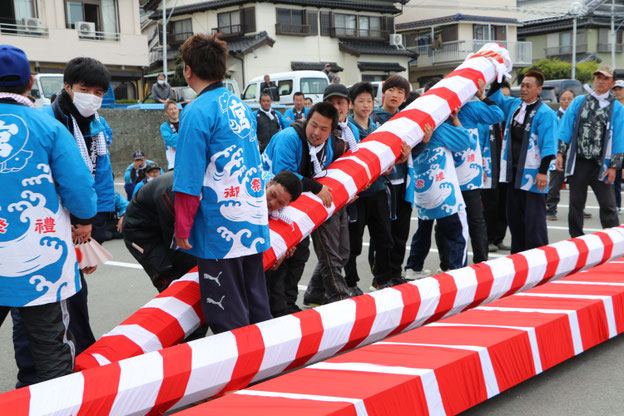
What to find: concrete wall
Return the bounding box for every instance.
[100,109,169,177]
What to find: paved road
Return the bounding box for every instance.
[1,189,623,414]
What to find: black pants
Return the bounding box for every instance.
[1,300,74,386]
[614,168,622,209]
[437,189,488,265]
[265,237,310,316]
[406,213,466,272]
[390,183,413,279]
[198,253,272,334]
[567,157,619,237]
[308,207,351,303]
[124,234,197,293]
[506,184,548,254]
[546,169,565,216]
[345,190,393,287]
[482,184,508,245]
[91,212,114,244]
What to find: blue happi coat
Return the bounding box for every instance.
[456,101,504,191]
[173,84,269,260]
[0,102,97,307]
[490,89,557,194]
[284,107,309,125]
[558,95,624,181]
[413,122,474,220]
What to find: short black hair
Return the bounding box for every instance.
[0,76,29,94]
[259,92,272,101]
[272,170,302,201]
[304,97,313,103]
[306,102,339,131]
[500,80,511,90]
[524,70,545,87]
[181,34,228,82]
[559,88,575,101]
[293,91,305,98]
[63,57,110,90]
[349,82,374,102]
[399,91,421,111]
[423,78,442,92]
[382,75,410,94]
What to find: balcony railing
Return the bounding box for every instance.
[212,24,242,37]
[167,31,192,45]
[330,27,389,40]
[412,39,533,67]
[0,21,48,37]
[77,29,120,42]
[275,23,311,36]
[544,44,587,57]
[597,42,623,53]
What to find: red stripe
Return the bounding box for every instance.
[77,363,122,415]
[123,308,185,349]
[424,273,457,324]
[156,280,204,323]
[465,262,495,310]
[289,194,327,228]
[0,386,30,416]
[537,245,561,285]
[76,335,143,371]
[331,157,378,189]
[339,294,377,353]
[594,231,614,264]
[319,176,350,208]
[148,343,193,415]
[389,282,421,336]
[503,254,529,297]
[423,86,462,113]
[570,238,590,275]
[445,68,485,89]
[286,309,324,371]
[263,247,277,271]
[394,108,436,132]
[221,325,266,394]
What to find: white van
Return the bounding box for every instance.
[242,71,329,106]
[30,74,64,108]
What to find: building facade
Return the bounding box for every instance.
[143,0,416,94]
[396,1,532,88]
[0,0,149,99]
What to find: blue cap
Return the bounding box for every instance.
[0,45,31,86]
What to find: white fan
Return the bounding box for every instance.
[75,239,112,269]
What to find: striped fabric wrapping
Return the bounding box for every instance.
[2,227,624,416]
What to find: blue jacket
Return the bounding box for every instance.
[115,191,129,216]
[348,115,387,197]
[123,159,162,184]
[558,95,624,181]
[284,107,309,125]
[490,89,557,194]
[413,122,474,220]
[1,102,97,307]
[456,101,504,191]
[160,121,178,149]
[40,105,115,212]
[173,85,269,260]
[253,109,289,130]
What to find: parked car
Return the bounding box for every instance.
[509,86,557,103]
[542,79,583,100]
[243,71,329,106]
[29,73,64,108]
[172,86,196,104]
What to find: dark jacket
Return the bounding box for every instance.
[256,110,282,152]
[260,81,279,101]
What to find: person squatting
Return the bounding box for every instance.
[1,34,623,388]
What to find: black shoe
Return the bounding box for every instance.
[303,291,327,307]
[349,286,364,297]
[288,303,302,314]
[583,211,592,219]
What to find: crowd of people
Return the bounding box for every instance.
[1,34,623,389]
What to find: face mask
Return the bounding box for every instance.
[158,80,165,85]
[72,91,102,117]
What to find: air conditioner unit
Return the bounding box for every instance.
[389,33,404,48]
[76,21,96,38]
[21,17,44,34]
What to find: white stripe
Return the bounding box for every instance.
[253,315,303,383]
[356,140,396,172]
[28,372,85,416]
[141,296,201,335]
[339,155,373,182]
[268,229,287,261]
[169,271,199,285]
[443,267,477,318]
[475,306,583,355]
[516,248,548,290]
[311,299,357,362]
[59,299,75,363]
[104,260,144,269]
[552,280,624,287]
[516,292,617,338]
[235,389,368,416]
[363,288,406,343]
[376,341,499,397]
[429,76,477,104]
[103,324,163,353]
[282,204,316,236]
[408,95,453,127]
[110,351,164,415]
[92,353,111,366]
[308,362,445,416]
[428,322,543,374]
[370,117,423,149]
[325,168,359,198]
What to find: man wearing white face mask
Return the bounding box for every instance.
[152,73,173,104]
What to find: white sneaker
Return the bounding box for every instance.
[405,269,432,280]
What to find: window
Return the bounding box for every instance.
[559,31,571,54]
[334,13,356,37]
[168,18,192,45]
[40,76,65,98]
[333,13,385,39]
[277,8,303,26]
[276,8,312,35]
[320,11,331,36]
[243,83,257,100]
[473,24,488,41]
[65,0,117,33]
[217,10,240,34]
[358,16,381,38]
[362,74,385,82]
[0,0,36,25]
[493,25,506,41]
[277,80,293,96]
[300,77,328,95]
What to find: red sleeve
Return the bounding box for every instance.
[175,191,201,239]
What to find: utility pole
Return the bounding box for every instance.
[612,0,616,69]
[163,0,167,82]
[570,2,583,81]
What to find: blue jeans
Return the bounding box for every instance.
[406,213,466,272]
